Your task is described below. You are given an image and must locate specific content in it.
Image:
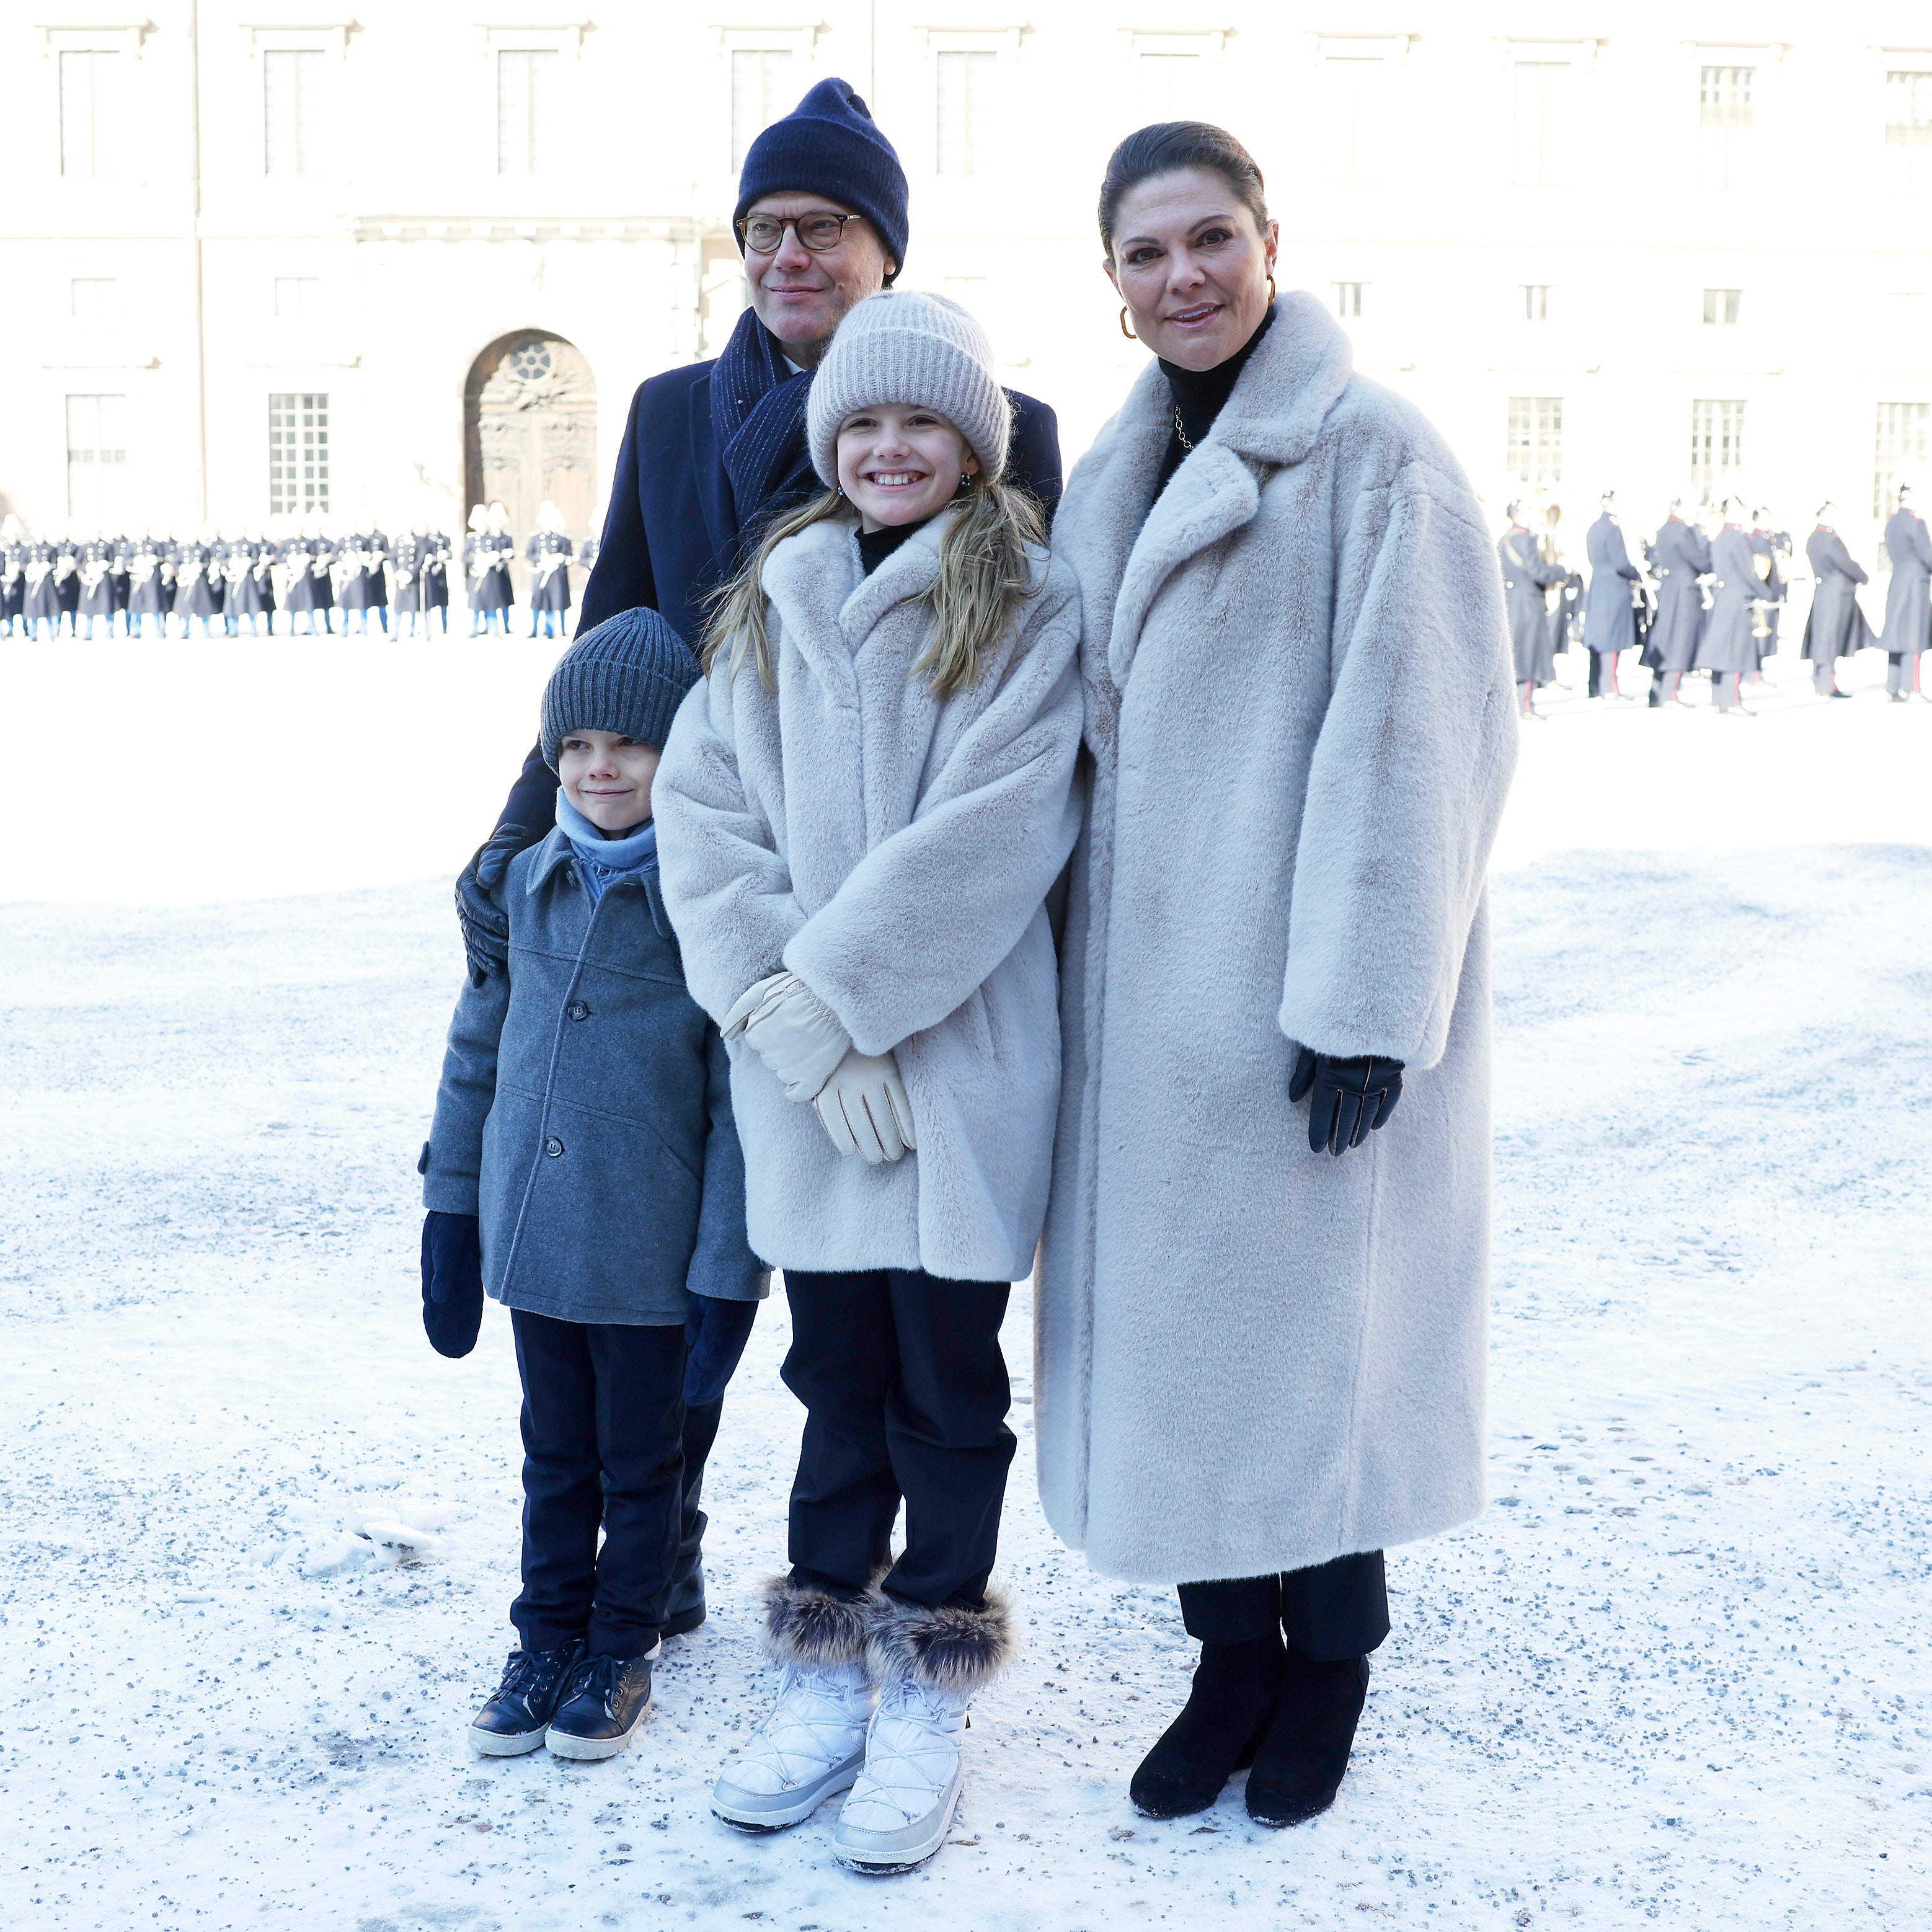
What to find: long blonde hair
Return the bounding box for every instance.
[701,479,1046,700]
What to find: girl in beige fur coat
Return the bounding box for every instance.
[654,291,1082,1873]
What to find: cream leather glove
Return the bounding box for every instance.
[814,1047,916,1164]
[720,970,852,1101]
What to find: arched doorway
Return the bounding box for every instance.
[463,330,597,606]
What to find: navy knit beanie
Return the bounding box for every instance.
[733,78,909,283]
[540,608,699,770]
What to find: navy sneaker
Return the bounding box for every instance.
[469,1640,586,1757]
[546,1647,658,1761]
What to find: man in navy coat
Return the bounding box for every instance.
[1881,484,1932,701]
[1582,491,1644,698]
[1643,502,1712,706]
[452,76,1064,1640]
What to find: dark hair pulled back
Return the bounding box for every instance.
[1097,121,1270,255]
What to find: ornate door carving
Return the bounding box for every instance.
[463,331,597,601]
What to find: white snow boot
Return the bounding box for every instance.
[712,1576,877,1832]
[833,1590,1016,1873]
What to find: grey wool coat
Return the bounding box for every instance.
[654,510,1083,1284]
[423,826,768,1324]
[1882,509,1932,656]
[1035,292,1519,1586]
[1801,528,1875,663]
[1642,520,1711,671]
[1695,526,1762,675]
[1498,527,1564,685]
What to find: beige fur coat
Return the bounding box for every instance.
[1034,293,1519,1584]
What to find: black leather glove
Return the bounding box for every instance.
[1289,1047,1404,1156]
[420,1210,485,1358]
[455,823,539,987]
[683,1295,758,1407]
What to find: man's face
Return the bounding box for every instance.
[742,192,894,365]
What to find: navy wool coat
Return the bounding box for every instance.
[1882,508,1932,657]
[423,826,768,1326]
[1802,528,1875,663]
[1642,520,1710,671]
[1497,526,1564,684]
[1582,512,1642,653]
[1695,526,1762,674]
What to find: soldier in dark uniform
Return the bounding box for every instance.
[1,515,27,636]
[281,522,335,636]
[1746,508,1789,688]
[107,531,131,634]
[76,528,118,639]
[1694,503,1763,714]
[1800,503,1871,699]
[1582,492,1642,698]
[122,529,167,637]
[365,526,391,634]
[229,528,273,636]
[1881,484,1932,703]
[423,524,451,634]
[391,526,424,636]
[1498,502,1566,718]
[175,527,223,638]
[339,526,391,635]
[53,528,81,637]
[23,530,61,639]
[525,499,573,639]
[1643,502,1711,706]
[465,502,514,636]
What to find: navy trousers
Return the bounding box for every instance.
[781,1267,1015,1610]
[509,1308,687,1659]
[1177,1552,1391,1662]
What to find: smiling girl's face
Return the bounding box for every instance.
[835,405,978,533]
[1104,166,1279,373]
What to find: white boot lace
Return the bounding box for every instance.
[720,1663,874,1796]
[840,1679,969,1830]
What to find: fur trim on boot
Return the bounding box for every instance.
[866,1589,1016,1696]
[760,1574,879,1670]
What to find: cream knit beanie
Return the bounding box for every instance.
[807,290,1011,487]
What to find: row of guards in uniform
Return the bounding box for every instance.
[0,516,461,640]
[1499,486,1932,718]
[459,499,596,639]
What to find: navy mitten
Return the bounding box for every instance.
[420,1210,485,1358]
[683,1295,758,1407]
[455,823,538,987]
[1289,1048,1404,1156]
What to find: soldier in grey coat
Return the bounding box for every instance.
[1642,503,1711,706]
[1582,492,1643,698]
[1881,485,1932,702]
[1498,505,1566,717]
[1695,507,1765,714]
[1800,505,1872,698]
[423,610,767,1763]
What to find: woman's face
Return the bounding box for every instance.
[835,405,978,533]
[1105,167,1278,372]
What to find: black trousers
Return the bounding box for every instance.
[1177,1551,1391,1662]
[781,1267,1015,1609]
[1587,648,1620,697]
[509,1308,687,1659]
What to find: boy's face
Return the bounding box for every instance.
[558,729,660,834]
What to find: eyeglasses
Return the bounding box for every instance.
[737,210,866,255]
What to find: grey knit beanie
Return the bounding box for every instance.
[540,608,699,770]
[806,290,1010,487]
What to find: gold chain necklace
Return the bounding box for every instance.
[1172,404,1194,452]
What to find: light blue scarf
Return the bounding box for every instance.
[556,790,657,907]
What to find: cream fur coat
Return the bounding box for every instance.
[654,508,1083,1283]
[1035,293,1519,1585]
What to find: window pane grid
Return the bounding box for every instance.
[1887,69,1932,141]
[269,391,330,516]
[936,51,996,177]
[1690,399,1746,495]
[731,49,793,172]
[264,48,324,177]
[1506,396,1564,487]
[1874,402,1930,521]
[1699,65,1755,126]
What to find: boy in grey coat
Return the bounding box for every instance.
[420,609,768,1763]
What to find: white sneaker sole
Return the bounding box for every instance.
[545,1691,652,1761]
[713,1747,866,1830]
[833,1765,963,1872]
[468,1722,547,1758]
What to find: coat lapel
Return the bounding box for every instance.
[761,517,862,708]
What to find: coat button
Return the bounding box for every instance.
[566,1001,590,1022]
[544,1136,564,1158]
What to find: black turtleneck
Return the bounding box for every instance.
[856,517,929,577]
[1153,304,1277,499]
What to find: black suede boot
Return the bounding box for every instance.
[1129,1636,1284,1819]
[1244,1650,1370,1827]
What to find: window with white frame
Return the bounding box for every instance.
[1137,52,1200,123]
[1698,64,1756,190]
[1690,398,1745,494]
[66,394,128,522]
[731,48,794,172]
[70,277,120,322]
[263,48,326,177]
[1321,51,1393,187]
[1332,281,1366,319]
[1521,284,1550,322]
[1511,60,1577,188]
[496,48,558,174]
[58,49,132,178]
[1507,397,1563,487]
[1885,68,1932,193]
[269,392,330,516]
[1875,401,1930,521]
[274,276,322,322]
[1703,287,1742,325]
[936,50,997,177]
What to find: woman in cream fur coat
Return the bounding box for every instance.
[654,290,1083,1873]
[1036,124,1518,1828]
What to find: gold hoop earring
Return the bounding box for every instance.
[1119,306,1138,341]
[1267,275,1277,304]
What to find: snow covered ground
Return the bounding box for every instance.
[2,639,1929,1929]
